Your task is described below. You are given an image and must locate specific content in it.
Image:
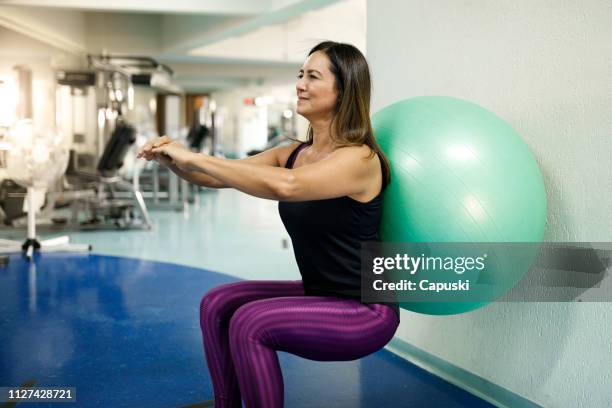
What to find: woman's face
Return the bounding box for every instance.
[296,51,339,120]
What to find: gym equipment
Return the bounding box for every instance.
[372,96,547,315]
[0,179,27,225]
[66,121,152,229]
[50,56,156,229]
[180,95,216,206]
[187,123,210,151]
[134,91,189,212]
[0,119,90,260]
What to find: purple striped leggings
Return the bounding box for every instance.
[199,280,399,408]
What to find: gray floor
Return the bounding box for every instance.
[34,189,301,281]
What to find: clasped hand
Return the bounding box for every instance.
[137,136,196,171]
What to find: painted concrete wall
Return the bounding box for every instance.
[367,1,612,407]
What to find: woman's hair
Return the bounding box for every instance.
[304,40,391,190]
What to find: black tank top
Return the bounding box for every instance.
[278,143,399,317]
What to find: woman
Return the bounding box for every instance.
[138,41,399,408]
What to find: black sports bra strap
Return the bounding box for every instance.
[284,143,308,169]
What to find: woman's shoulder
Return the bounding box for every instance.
[336,143,375,153]
[334,144,380,165]
[334,144,384,202]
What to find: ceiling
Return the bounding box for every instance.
[0,0,366,92]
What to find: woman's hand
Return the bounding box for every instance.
[137,136,189,169]
[137,135,172,161]
[153,151,174,168]
[151,141,197,171]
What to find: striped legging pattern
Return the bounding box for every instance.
[199,280,399,408]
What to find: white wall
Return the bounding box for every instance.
[368,1,612,407]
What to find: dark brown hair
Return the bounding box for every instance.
[305,41,391,190]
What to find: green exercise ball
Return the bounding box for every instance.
[372,96,547,315]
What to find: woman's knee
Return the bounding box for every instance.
[228,302,267,347]
[199,282,239,328]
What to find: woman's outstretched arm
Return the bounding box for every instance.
[165,162,228,188]
[151,142,378,201]
[138,137,299,189]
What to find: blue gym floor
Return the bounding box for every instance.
[0,190,494,407]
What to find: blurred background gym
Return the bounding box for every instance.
[0,1,610,407]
